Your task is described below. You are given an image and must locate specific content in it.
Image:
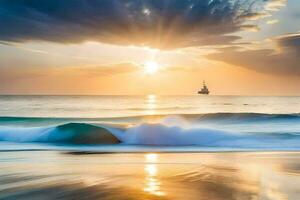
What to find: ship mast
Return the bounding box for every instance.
[198,80,209,95]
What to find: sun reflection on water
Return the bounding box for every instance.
[145,95,157,115]
[143,153,166,196]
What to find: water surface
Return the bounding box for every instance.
[1,151,300,200]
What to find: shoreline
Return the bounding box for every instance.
[1,151,300,199]
[1,147,300,154]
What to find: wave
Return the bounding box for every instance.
[0,112,299,149]
[115,123,239,146]
[116,123,300,148]
[128,106,197,111]
[0,112,300,123]
[0,120,300,149]
[0,123,120,144]
[178,113,300,122]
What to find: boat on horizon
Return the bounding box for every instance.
[198,81,210,95]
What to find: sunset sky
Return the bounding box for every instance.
[0,0,299,95]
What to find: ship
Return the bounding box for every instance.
[198,81,210,95]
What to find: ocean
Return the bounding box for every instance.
[0,95,300,151]
[1,95,300,199]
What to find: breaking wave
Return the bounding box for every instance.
[0,113,300,149]
[0,123,120,144]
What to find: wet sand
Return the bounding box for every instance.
[1,151,300,200]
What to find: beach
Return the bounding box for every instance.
[1,151,300,200]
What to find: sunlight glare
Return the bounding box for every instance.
[144,61,159,74]
[145,153,158,163]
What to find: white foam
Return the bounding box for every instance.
[118,123,236,146]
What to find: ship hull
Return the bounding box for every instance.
[198,91,209,95]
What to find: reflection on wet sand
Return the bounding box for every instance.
[0,152,300,200]
[144,154,165,196]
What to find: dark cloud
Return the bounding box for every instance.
[207,32,300,76]
[276,33,300,51]
[239,12,269,20]
[0,0,269,49]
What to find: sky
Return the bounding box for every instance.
[0,0,299,95]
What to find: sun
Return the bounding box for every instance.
[144,61,159,74]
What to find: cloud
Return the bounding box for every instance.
[265,0,287,11]
[266,19,279,25]
[276,32,300,51]
[240,12,270,20]
[240,24,260,32]
[0,0,278,49]
[207,32,300,76]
